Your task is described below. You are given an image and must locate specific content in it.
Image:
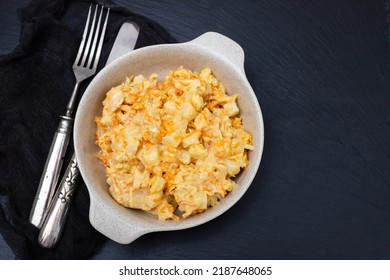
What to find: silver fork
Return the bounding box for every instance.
[29,4,110,229]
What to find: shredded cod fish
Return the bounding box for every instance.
[95,66,253,220]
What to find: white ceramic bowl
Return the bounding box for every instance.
[74,32,264,244]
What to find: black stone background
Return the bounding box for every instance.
[0,0,389,259]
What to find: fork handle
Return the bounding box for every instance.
[38,154,80,248]
[29,115,73,228]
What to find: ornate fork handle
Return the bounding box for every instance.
[38,154,80,248]
[29,115,74,228]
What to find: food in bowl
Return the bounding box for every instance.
[95,66,253,220]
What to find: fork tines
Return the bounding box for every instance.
[73,4,110,70]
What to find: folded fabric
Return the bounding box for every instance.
[0,0,176,259]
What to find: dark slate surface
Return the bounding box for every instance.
[1,0,389,259]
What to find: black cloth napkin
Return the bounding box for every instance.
[0,0,176,259]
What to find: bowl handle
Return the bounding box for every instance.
[89,197,146,244]
[187,32,245,76]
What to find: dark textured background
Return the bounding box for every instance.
[1,0,390,259]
